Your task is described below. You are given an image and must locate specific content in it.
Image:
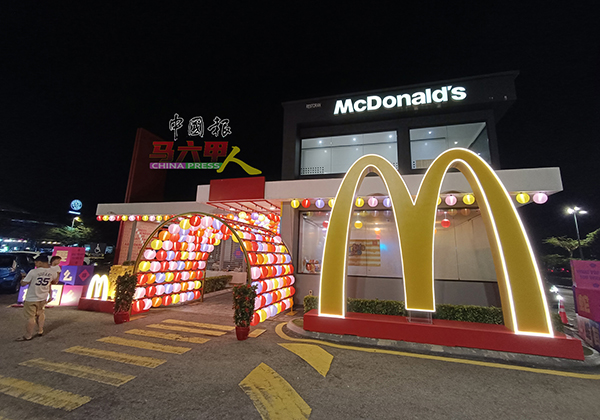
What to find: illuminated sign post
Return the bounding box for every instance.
[318,150,553,337]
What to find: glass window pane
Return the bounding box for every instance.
[410,123,490,169]
[301,130,397,175]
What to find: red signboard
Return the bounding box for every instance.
[209,176,265,202]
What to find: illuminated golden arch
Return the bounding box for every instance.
[318,149,553,336]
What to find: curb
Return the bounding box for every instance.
[285,320,600,370]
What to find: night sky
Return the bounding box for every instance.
[2,2,598,247]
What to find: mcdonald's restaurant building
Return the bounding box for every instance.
[98,71,562,309]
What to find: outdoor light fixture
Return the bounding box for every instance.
[567,206,587,259]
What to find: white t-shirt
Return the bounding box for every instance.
[22,267,57,302]
[50,265,61,279]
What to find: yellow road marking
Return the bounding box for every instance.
[125,328,210,344]
[162,319,234,331]
[97,336,191,354]
[147,323,226,336]
[239,363,311,420]
[19,358,135,387]
[0,374,91,411]
[63,346,166,368]
[276,323,600,381]
[278,343,333,377]
[249,328,267,338]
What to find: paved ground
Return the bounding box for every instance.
[1,290,599,419]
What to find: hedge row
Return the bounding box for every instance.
[303,295,564,333]
[204,275,233,293]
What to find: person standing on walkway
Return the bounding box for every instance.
[17,255,59,341]
[48,255,62,302]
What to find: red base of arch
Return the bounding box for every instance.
[303,310,584,360]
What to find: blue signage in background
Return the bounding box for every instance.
[69,199,82,215]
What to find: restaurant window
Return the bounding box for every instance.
[297,210,402,277]
[410,122,490,169]
[300,131,398,176]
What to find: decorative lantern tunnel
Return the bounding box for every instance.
[134,212,295,325]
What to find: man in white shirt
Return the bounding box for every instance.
[17,255,59,341]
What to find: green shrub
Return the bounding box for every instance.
[434,304,503,324]
[347,298,406,316]
[302,295,563,333]
[304,295,318,312]
[204,275,233,293]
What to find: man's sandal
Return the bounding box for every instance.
[16,336,33,341]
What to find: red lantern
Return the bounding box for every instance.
[190,215,202,227]
[197,271,204,279]
[137,274,147,286]
[132,300,144,313]
[163,295,172,306]
[156,250,167,261]
[170,233,180,243]
[147,286,156,297]
[261,266,269,278]
[251,313,260,326]
[301,199,311,208]
[174,272,182,282]
[441,219,451,228]
[96,215,103,221]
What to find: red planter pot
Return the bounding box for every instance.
[236,326,250,341]
[114,311,130,324]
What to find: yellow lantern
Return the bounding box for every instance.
[238,211,247,219]
[354,220,363,229]
[463,194,475,205]
[142,215,149,221]
[138,261,150,272]
[437,197,442,205]
[122,215,128,221]
[150,239,163,250]
[156,215,163,222]
[355,197,364,207]
[102,215,109,221]
[328,198,335,208]
[516,192,530,204]
[214,239,221,246]
[231,234,239,243]
[179,218,191,230]
[290,199,300,209]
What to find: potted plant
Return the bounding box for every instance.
[232,283,257,340]
[113,273,137,324]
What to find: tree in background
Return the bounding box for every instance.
[45,225,97,246]
[543,228,600,259]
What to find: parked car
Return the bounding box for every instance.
[0,253,36,293]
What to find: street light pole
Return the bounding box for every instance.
[567,207,587,260]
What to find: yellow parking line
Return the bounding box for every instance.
[278,343,333,377]
[276,323,600,381]
[0,374,91,411]
[63,346,166,368]
[147,323,226,336]
[162,319,234,331]
[239,363,312,419]
[19,358,135,387]
[125,328,210,344]
[249,328,267,338]
[97,336,191,354]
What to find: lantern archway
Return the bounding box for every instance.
[133,212,295,326]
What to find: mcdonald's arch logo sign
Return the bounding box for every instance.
[318,149,553,337]
[86,274,110,301]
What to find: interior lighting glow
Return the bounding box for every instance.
[354,220,363,229]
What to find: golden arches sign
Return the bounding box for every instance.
[318,149,553,337]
